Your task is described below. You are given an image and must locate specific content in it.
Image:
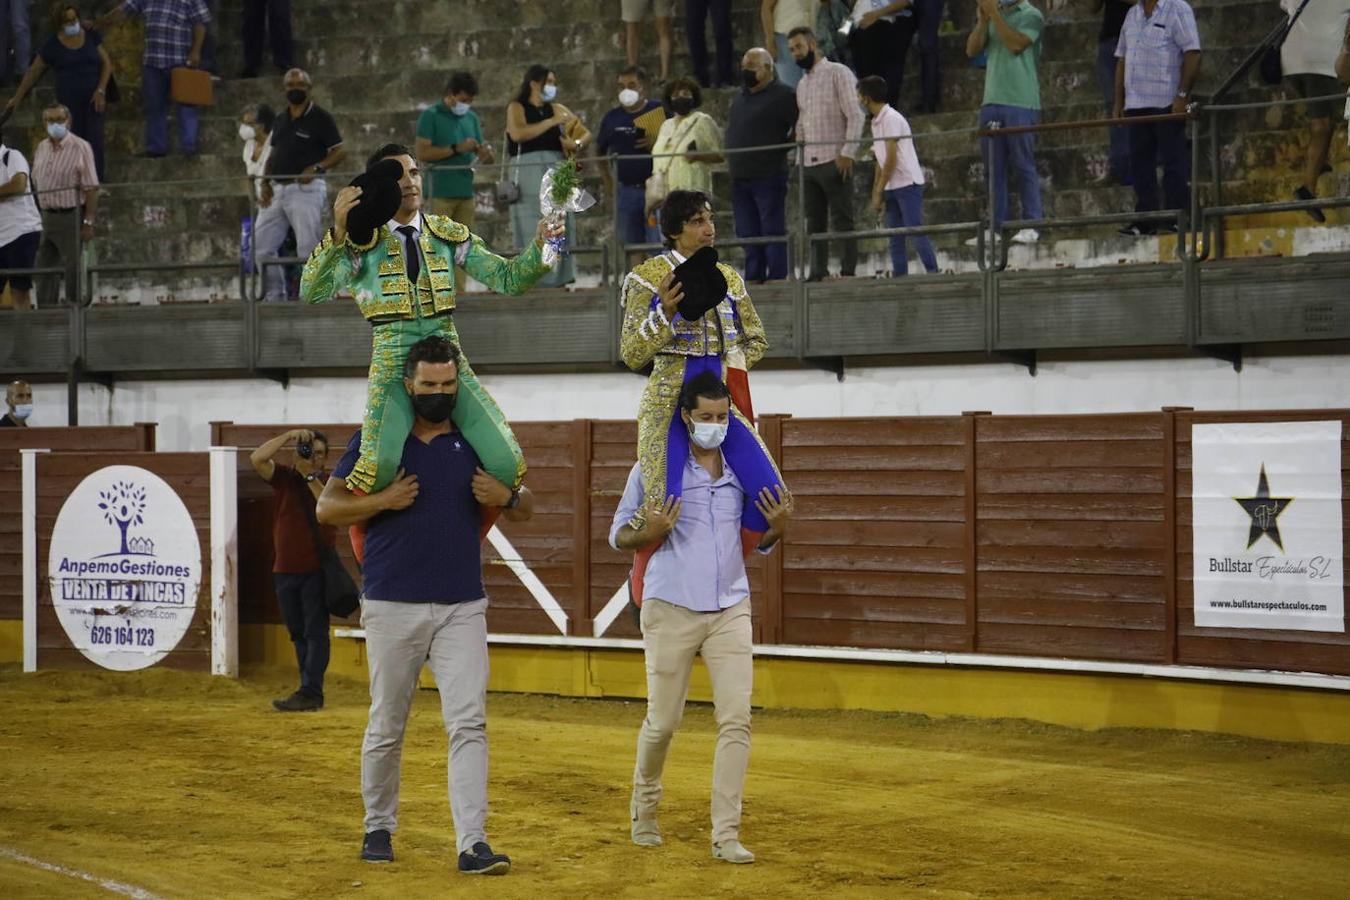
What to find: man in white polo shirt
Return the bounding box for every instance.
[860,74,938,277]
[0,130,43,310]
[32,102,99,305]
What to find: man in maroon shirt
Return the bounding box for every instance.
[251,427,335,711]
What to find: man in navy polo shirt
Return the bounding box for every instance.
[317,334,534,876]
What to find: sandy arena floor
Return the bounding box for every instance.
[0,664,1347,899]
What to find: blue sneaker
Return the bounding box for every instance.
[361,829,393,863]
[458,841,510,875]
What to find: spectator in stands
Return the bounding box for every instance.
[790,26,863,281]
[1339,18,1350,81]
[32,102,99,306]
[240,0,292,78]
[318,335,534,874]
[1280,0,1350,222]
[416,70,493,292]
[913,0,942,113]
[597,65,666,261]
[250,427,334,713]
[1113,0,1200,236]
[727,47,799,282]
[966,0,1045,245]
[4,6,112,179]
[506,64,590,288]
[763,0,816,89]
[95,0,210,158]
[860,74,938,276]
[0,132,42,311]
[649,77,724,217]
[849,1,915,108]
[0,0,30,86]
[816,0,852,66]
[239,102,273,201]
[1095,0,1132,184]
[255,68,345,301]
[1,380,32,426]
[689,0,735,87]
[624,0,674,83]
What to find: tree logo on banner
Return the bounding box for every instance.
[48,466,202,671]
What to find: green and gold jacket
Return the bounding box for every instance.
[300,213,550,320]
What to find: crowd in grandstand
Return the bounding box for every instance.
[2,0,1350,306]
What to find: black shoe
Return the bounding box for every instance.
[238,67,259,78]
[458,841,510,875]
[1118,223,1155,237]
[1294,186,1326,223]
[139,151,167,159]
[361,829,394,863]
[805,272,825,283]
[272,690,323,712]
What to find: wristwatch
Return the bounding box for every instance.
[313,163,326,174]
[82,218,94,226]
[505,486,522,510]
[304,473,317,483]
[1176,91,1189,99]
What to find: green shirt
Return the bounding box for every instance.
[416,102,485,199]
[981,2,1044,111]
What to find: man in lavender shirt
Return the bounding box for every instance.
[610,371,793,865]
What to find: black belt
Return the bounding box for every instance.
[44,207,78,213]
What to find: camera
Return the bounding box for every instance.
[296,440,313,460]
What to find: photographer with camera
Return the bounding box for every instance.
[250,427,335,712]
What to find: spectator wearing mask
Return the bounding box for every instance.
[5,6,113,179]
[1095,0,1132,184]
[0,133,42,311]
[727,47,799,282]
[597,65,667,260]
[912,0,943,113]
[649,77,725,217]
[1279,0,1350,221]
[623,0,674,82]
[239,0,293,78]
[250,427,335,712]
[860,75,938,276]
[32,102,99,306]
[789,27,864,281]
[95,0,210,158]
[966,0,1045,245]
[255,68,345,301]
[1,380,32,426]
[0,0,30,86]
[239,102,273,201]
[763,0,816,89]
[506,64,590,289]
[1113,0,1200,236]
[689,0,735,87]
[816,0,853,65]
[849,0,916,109]
[416,71,493,291]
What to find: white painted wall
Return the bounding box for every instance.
[18,352,1350,451]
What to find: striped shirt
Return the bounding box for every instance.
[1115,0,1201,111]
[795,58,864,166]
[32,134,100,211]
[120,0,211,69]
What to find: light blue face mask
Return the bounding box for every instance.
[63,22,82,37]
[47,122,68,140]
[690,421,728,450]
[13,403,33,420]
[450,101,471,116]
[541,84,558,102]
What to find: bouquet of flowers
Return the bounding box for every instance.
[539,159,597,268]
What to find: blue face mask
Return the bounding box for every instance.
[690,421,728,450]
[47,122,68,141]
[63,22,81,37]
[13,403,33,421]
[450,101,471,116]
[541,84,558,102]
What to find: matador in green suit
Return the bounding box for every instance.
[301,145,558,504]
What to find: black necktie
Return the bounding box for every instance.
[397,225,420,285]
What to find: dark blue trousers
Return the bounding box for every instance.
[731,173,789,282]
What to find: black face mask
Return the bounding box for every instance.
[740,69,759,90]
[795,51,815,71]
[411,392,456,423]
[286,88,308,105]
[669,97,695,116]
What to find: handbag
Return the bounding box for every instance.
[645,113,701,210]
[169,66,214,106]
[299,476,360,618]
[495,122,522,206]
[1260,0,1314,86]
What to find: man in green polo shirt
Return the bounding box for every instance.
[416,71,494,290]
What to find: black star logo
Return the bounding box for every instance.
[1233,465,1294,552]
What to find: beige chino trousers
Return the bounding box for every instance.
[632,597,753,844]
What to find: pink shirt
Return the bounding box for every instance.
[870,105,924,191]
[32,133,99,211]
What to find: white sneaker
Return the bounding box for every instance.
[712,839,755,864]
[1011,228,1040,244]
[964,232,1001,248]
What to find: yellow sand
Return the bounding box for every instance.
[0,664,1347,899]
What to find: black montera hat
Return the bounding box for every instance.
[673,246,727,320]
[345,158,404,246]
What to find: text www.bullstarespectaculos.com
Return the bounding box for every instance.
[1209,599,1329,612]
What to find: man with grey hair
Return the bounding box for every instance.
[32,102,99,306]
[255,68,345,300]
[1,380,33,427]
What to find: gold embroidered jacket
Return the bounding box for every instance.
[619,253,769,371]
[300,213,550,319]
